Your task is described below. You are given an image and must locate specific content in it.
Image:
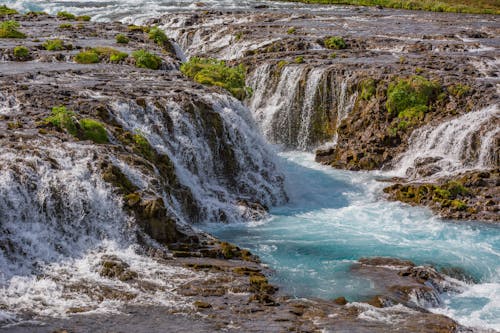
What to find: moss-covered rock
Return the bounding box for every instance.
[324,36,347,50]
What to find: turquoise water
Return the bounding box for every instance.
[204,152,500,331]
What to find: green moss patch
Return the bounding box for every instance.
[75,50,100,64]
[42,39,70,51]
[115,34,129,44]
[132,49,162,70]
[148,26,168,46]
[75,47,128,64]
[324,36,347,50]
[57,11,76,20]
[13,46,30,61]
[0,5,18,16]
[79,119,108,144]
[180,57,250,100]
[359,78,376,101]
[0,21,26,39]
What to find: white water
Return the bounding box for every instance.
[392,105,499,179]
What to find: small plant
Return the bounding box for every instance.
[132,49,162,70]
[128,25,150,33]
[148,26,168,46]
[359,78,376,101]
[277,60,288,69]
[57,11,76,20]
[451,200,467,211]
[234,32,243,41]
[44,106,78,135]
[42,39,66,51]
[0,5,18,16]
[448,83,470,98]
[76,15,91,21]
[294,56,304,64]
[133,133,155,160]
[59,23,73,29]
[13,46,30,60]
[329,52,337,59]
[180,57,250,99]
[74,50,100,64]
[115,34,129,44]
[324,36,347,50]
[79,119,108,143]
[287,27,296,34]
[0,21,26,39]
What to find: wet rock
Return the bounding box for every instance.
[99,255,138,281]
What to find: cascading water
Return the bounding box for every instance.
[392,104,500,178]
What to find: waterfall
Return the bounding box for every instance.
[247,64,358,151]
[392,105,499,178]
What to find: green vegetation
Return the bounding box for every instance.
[148,26,168,46]
[277,60,288,69]
[42,39,66,51]
[57,11,76,20]
[77,15,91,21]
[75,47,128,64]
[0,5,18,16]
[132,49,162,70]
[329,52,337,59]
[287,27,297,34]
[359,78,376,100]
[234,32,243,41]
[386,75,440,118]
[448,83,470,98]
[128,24,150,33]
[0,21,26,38]
[294,55,304,64]
[324,36,347,50]
[75,50,100,64]
[79,119,108,143]
[132,133,155,160]
[59,23,73,29]
[13,46,30,60]
[180,57,250,100]
[116,34,129,44]
[276,0,500,15]
[43,106,108,143]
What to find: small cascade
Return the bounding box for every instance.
[247,63,358,151]
[392,105,500,178]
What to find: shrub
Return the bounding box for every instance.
[42,39,65,51]
[132,49,162,70]
[0,5,18,16]
[13,46,30,60]
[79,119,108,143]
[386,75,441,118]
[324,36,347,50]
[0,21,26,39]
[115,34,129,44]
[57,11,76,20]
[74,50,100,64]
[148,26,168,46]
[59,23,73,29]
[180,57,250,99]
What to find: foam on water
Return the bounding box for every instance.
[204,152,500,331]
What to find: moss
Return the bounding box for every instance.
[0,21,26,39]
[180,57,250,99]
[74,50,100,64]
[42,39,66,51]
[59,23,73,29]
[433,187,451,200]
[220,242,236,259]
[277,60,288,69]
[294,55,304,64]
[287,27,297,34]
[13,46,30,61]
[128,25,150,33]
[330,52,337,59]
[324,36,347,50]
[193,301,212,309]
[446,181,468,197]
[448,83,470,98]
[132,133,155,160]
[234,32,243,41]
[451,200,467,211]
[77,15,91,21]
[148,26,168,46]
[79,118,108,144]
[43,106,78,135]
[132,49,162,70]
[0,5,18,16]
[57,11,76,20]
[115,34,129,44]
[386,75,441,118]
[7,121,22,129]
[359,78,376,101]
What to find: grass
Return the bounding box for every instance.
[43,106,108,143]
[275,0,500,14]
[148,26,168,46]
[0,5,18,16]
[324,36,347,50]
[0,21,26,39]
[116,34,129,44]
[132,49,162,70]
[180,57,250,99]
[75,50,100,64]
[75,47,128,64]
[13,46,30,60]
[42,39,66,51]
[57,11,76,20]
